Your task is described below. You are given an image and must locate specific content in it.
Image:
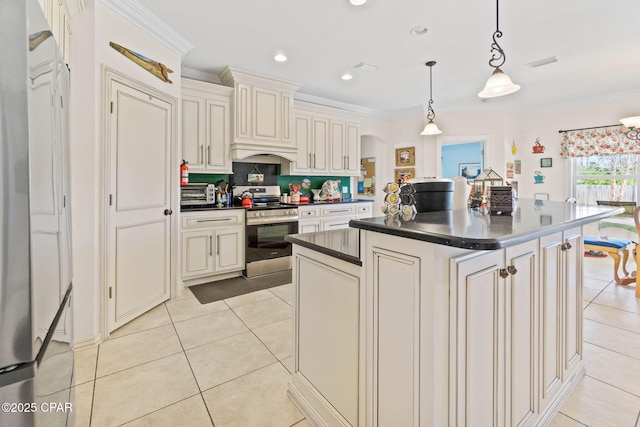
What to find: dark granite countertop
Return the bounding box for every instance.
[285,228,361,266]
[349,198,624,250]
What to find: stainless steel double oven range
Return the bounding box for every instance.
[235,186,298,278]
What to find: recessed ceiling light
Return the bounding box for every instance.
[348,0,367,5]
[527,56,558,68]
[410,25,429,36]
[341,73,353,81]
[274,51,287,62]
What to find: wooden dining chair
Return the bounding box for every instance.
[618,206,640,297]
[568,197,632,284]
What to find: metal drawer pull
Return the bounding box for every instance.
[329,209,350,213]
[561,242,572,251]
[209,236,212,256]
[200,145,204,163]
[196,218,231,222]
[507,265,517,275]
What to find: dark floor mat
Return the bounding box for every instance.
[190,270,292,304]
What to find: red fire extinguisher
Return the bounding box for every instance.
[180,160,189,185]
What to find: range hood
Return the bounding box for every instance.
[220,67,302,162]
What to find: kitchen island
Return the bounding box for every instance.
[285,199,623,427]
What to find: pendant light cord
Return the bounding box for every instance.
[426,61,436,121]
[489,0,506,69]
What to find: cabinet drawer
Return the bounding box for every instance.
[181,210,244,229]
[321,204,356,217]
[355,203,372,215]
[298,207,320,218]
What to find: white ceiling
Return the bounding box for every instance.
[136,0,640,117]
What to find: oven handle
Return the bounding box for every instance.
[246,216,299,226]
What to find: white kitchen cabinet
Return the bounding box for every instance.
[298,203,372,232]
[219,67,301,160]
[181,210,244,283]
[282,102,361,176]
[181,79,233,173]
[538,227,583,416]
[39,0,72,64]
[450,240,539,427]
[330,120,360,175]
[292,246,362,427]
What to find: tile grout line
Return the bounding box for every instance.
[584,373,640,401]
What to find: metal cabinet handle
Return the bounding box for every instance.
[164,208,173,216]
[499,268,509,278]
[207,146,211,166]
[197,218,231,223]
[209,235,212,256]
[561,242,572,251]
[216,235,220,255]
[313,154,316,169]
[507,265,517,275]
[200,145,204,164]
[309,153,313,168]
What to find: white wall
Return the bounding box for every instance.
[70,0,182,345]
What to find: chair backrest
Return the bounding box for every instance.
[634,206,640,237]
[565,197,577,203]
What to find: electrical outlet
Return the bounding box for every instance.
[342,186,348,193]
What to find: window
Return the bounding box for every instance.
[574,154,638,205]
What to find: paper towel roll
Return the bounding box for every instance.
[452,177,471,210]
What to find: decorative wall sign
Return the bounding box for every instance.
[540,157,552,168]
[109,41,174,83]
[532,137,545,154]
[395,147,415,166]
[514,160,521,174]
[506,162,514,179]
[394,168,415,183]
[534,171,545,184]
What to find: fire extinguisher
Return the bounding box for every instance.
[180,160,189,185]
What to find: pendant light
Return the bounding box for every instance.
[420,61,442,136]
[478,0,520,98]
[620,116,640,141]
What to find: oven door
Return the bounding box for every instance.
[246,219,298,264]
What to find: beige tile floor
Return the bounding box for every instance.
[74,256,640,427]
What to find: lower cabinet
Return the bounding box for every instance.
[181,210,245,282]
[450,240,538,427]
[298,202,372,232]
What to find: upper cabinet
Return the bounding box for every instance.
[181,79,233,173]
[282,101,361,176]
[38,0,76,64]
[219,67,302,162]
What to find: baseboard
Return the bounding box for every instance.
[535,362,586,427]
[73,333,102,350]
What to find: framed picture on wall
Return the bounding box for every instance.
[394,168,415,182]
[395,147,415,166]
[540,157,552,168]
[459,163,482,180]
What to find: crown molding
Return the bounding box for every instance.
[99,0,194,57]
[181,67,222,85]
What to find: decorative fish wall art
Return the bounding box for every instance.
[109,41,173,83]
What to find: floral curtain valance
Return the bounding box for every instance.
[560,126,640,158]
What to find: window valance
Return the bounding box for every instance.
[560,126,639,158]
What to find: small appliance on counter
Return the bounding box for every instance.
[405,177,454,212]
[180,183,217,208]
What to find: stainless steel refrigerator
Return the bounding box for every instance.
[0,0,74,426]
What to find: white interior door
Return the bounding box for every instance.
[106,79,173,333]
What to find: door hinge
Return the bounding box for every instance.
[109,287,112,299]
[110,101,113,114]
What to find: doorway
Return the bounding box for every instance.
[103,68,177,334]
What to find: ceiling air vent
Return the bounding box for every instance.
[354,62,378,72]
[527,56,559,68]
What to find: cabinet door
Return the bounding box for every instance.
[562,228,583,378]
[181,94,206,170]
[235,83,251,140]
[299,220,321,234]
[345,122,360,174]
[505,242,538,427]
[311,117,329,173]
[205,98,231,172]
[538,233,563,411]
[330,120,346,173]
[214,227,244,272]
[293,114,312,173]
[182,230,214,279]
[450,250,504,427]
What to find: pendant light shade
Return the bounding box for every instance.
[620,116,640,141]
[478,0,520,99]
[421,61,442,136]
